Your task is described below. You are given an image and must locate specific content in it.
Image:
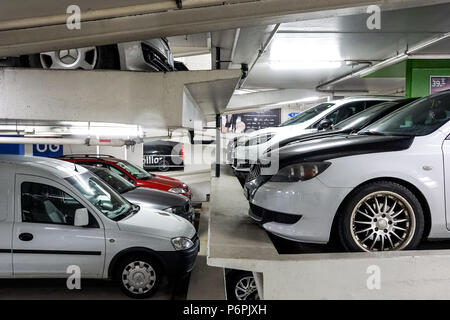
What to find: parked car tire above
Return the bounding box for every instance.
[338,181,425,252]
[27,44,120,70]
[116,254,161,299]
[226,270,259,301]
[14,38,175,72]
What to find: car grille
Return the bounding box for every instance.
[247,164,261,182]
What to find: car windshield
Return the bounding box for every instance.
[65,172,133,221]
[359,92,450,137]
[279,103,335,127]
[116,161,153,180]
[90,168,136,194]
[334,102,397,131]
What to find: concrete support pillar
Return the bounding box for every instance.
[215,114,221,178]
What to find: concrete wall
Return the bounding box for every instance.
[0,68,240,131]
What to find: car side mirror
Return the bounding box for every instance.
[318,119,333,130]
[74,208,89,227]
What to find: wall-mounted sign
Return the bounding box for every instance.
[222,109,281,134]
[33,144,63,158]
[430,76,450,94]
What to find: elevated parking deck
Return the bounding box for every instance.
[208,165,450,299]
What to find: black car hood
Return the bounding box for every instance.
[276,129,351,149]
[265,134,414,166]
[123,187,188,210]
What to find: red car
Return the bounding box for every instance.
[60,154,192,198]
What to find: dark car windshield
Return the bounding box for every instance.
[359,92,450,137]
[89,168,136,194]
[279,103,335,127]
[116,161,153,180]
[334,101,398,131]
[65,172,132,221]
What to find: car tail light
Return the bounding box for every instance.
[181,145,184,161]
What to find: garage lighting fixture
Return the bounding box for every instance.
[269,61,342,70]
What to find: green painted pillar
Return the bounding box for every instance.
[405,59,450,98]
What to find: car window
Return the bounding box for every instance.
[279,103,335,127]
[65,172,133,221]
[76,161,106,169]
[360,92,450,136]
[21,182,98,227]
[312,101,367,128]
[92,169,136,193]
[116,161,154,180]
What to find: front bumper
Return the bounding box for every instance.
[246,177,351,244]
[159,235,200,276]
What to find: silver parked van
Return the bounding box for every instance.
[0,155,199,298]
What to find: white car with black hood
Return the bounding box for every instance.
[245,90,450,252]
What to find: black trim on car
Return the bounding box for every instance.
[249,203,302,225]
[12,249,101,255]
[266,135,415,169]
[0,249,11,253]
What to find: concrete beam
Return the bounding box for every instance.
[0,68,241,129]
[1,0,450,56]
[225,89,329,112]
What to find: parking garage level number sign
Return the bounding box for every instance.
[430,76,450,94]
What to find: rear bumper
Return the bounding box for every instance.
[159,236,200,276]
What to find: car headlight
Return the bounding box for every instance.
[171,237,194,251]
[245,133,274,146]
[164,207,176,214]
[169,187,185,194]
[270,162,331,182]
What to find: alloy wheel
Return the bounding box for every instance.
[39,47,98,69]
[350,191,416,252]
[235,276,259,300]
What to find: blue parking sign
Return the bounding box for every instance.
[33,144,63,158]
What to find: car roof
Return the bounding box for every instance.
[328,95,401,105]
[0,154,89,179]
[60,154,120,163]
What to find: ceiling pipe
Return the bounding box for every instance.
[0,137,135,147]
[238,23,281,89]
[317,32,450,92]
[228,28,241,69]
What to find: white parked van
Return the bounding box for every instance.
[0,155,198,298]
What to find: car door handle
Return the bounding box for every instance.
[18,233,33,241]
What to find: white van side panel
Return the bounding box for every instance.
[0,163,15,276]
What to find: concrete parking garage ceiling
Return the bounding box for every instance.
[244,3,450,91]
[0,0,449,57]
[218,2,450,111]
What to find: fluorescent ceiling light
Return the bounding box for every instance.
[269,61,342,70]
[269,36,343,69]
[273,96,322,106]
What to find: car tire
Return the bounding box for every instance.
[226,271,259,301]
[116,254,161,299]
[338,181,424,252]
[28,44,120,70]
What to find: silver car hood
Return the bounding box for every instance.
[122,187,188,210]
[117,207,196,239]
